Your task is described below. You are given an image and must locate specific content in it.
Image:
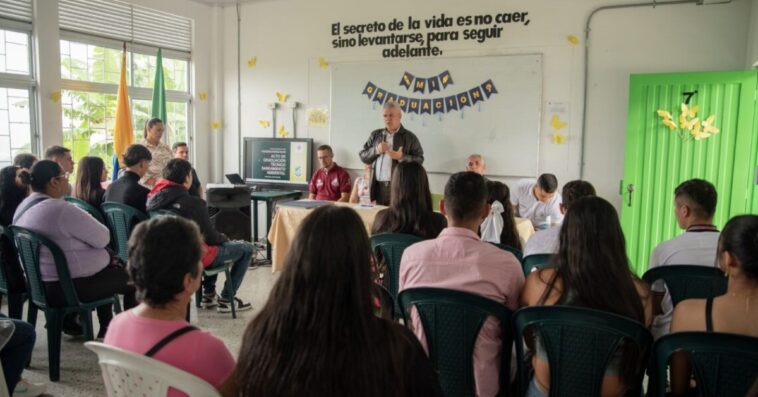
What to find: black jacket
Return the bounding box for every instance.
[145,185,228,245]
[359,125,424,202]
[104,171,150,213]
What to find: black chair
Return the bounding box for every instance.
[64,196,106,224]
[642,265,727,306]
[373,284,394,320]
[101,202,148,263]
[0,225,27,319]
[522,254,553,275]
[399,287,513,397]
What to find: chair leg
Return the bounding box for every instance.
[81,310,94,341]
[26,302,38,328]
[45,310,62,382]
[225,268,236,319]
[8,293,24,320]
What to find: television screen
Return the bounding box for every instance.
[243,138,313,186]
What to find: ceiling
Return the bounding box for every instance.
[187,0,273,6]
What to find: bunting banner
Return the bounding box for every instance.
[361,78,497,115]
[397,70,455,94]
[399,72,414,89]
[372,88,387,105]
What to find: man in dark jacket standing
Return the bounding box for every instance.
[359,101,424,206]
[146,159,253,312]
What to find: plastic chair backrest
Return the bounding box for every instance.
[101,203,148,262]
[652,331,758,397]
[398,287,513,397]
[0,225,12,293]
[10,226,81,309]
[148,210,175,219]
[65,196,106,224]
[373,283,394,320]
[642,265,727,306]
[513,305,653,397]
[522,254,553,276]
[490,242,523,262]
[85,342,222,397]
[370,233,424,317]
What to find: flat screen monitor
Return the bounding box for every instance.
[243,137,313,187]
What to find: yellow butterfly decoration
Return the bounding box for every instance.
[50,91,61,103]
[567,35,579,45]
[318,57,329,69]
[247,57,257,68]
[276,91,289,103]
[701,115,720,135]
[552,132,567,144]
[690,121,710,141]
[211,121,222,129]
[277,125,289,138]
[198,92,208,101]
[259,120,271,128]
[678,103,699,129]
[656,110,677,130]
[550,114,567,131]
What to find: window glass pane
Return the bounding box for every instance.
[0,89,32,168]
[166,101,187,146]
[62,90,118,173]
[131,52,188,92]
[59,40,129,84]
[163,58,188,92]
[0,29,30,75]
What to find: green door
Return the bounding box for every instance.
[621,70,757,276]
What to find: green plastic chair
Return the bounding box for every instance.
[64,196,106,224]
[642,265,727,306]
[370,233,424,319]
[101,202,148,263]
[10,226,120,381]
[373,283,394,320]
[522,254,553,275]
[0,225,27,319]
[398,287,513,397]
[148,210,175,219]
[513,305,653,397]
[651,331,758,397]
[490,242,523,263]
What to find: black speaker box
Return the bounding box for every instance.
[207,187,251,242]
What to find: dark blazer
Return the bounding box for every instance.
[359,125,424,202]
[146,185,227,246]
[104,171,150,213]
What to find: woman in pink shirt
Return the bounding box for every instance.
[104,216,234,397]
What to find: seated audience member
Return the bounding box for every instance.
[669,215,758,396]
[523,180,596,257]
[172,142,204,199]
[400,172,524,397]
[146,159,253,312]
[512,173,563,229]
[104,144,152,213]
[44,146,74,195]
[13,161,136,337]
[465,154,486,176]
[480,181,522,251]
[349,164,372,204]
[520,196,652,397]
[648,179,719,339]
[230,205,441,397]
[12,153,37,171]
[308,145,351,202]
[0,314,45,396]
[371,161,446,239]
[105,216,235,397]
[0,166,30,319]
[73,156,107,209]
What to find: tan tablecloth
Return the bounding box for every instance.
[515,217,535,247]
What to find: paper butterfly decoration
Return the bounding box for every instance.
[276,92,289,103]
[278,125,288,137]
[247,57,257,68]
[550,114,567,131]
[50,91,61,103]
[259,120,271,128]
[211,121,221,129]
[656,103,719,142]
[567,35,579,45]
[318,57,329,69]
[198,92,208,101]
[656,110,677,130]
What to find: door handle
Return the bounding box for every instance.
[626,184,634,207]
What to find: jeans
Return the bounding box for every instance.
[0,314,35,394]
[201,240,253,300]
[526,377,548,397]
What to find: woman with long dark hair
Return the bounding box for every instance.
[371,161,446,239]
[519,196,652,397]
[481,180,522,251]
[229,206,441,397]
[140,118,172,187]
[74,156,107,208]
[0,166,30,318]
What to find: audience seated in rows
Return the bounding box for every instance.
[0,166,30,319]
[43,146,74,196]
[648,179,720,339]
[105,216,235,397]
[228,205,442,397]
[669,214,758,396]
[523,180,596,257]
[308,144,351,202]
[480,180,522,251]
[371,161,446,239]
[146,159,253,313]
[73,156,107,209]
[12,153,37,171]
[512,173,563,229]
[519,196,652,397]
[104,144,152,213]
[400,171,524,397]
[13,160,136,338]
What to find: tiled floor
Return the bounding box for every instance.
[14,265,279,396]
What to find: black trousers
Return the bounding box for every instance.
[44,265,137,333]
[375,181,391,206]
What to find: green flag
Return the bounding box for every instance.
[151,48,167,123]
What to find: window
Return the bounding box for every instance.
[0,29,30,75]
[0,25,34,168]
[59,37,191,168]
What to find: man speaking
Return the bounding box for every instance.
[359,101,424,206]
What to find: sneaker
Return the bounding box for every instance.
[201,293,218,309]
[217,297,252,313]
[13,379,46,397]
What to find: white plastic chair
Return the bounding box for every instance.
[0,319,15,397]
[84,342,221,397]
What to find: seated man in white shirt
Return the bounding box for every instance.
[523,180,595,257]
[511,173,562,229]
[648,178,720,339]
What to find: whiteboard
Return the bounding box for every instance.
[330,54,542,176]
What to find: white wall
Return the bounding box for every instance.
[218,0,751,207]
[748,0,758,67]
